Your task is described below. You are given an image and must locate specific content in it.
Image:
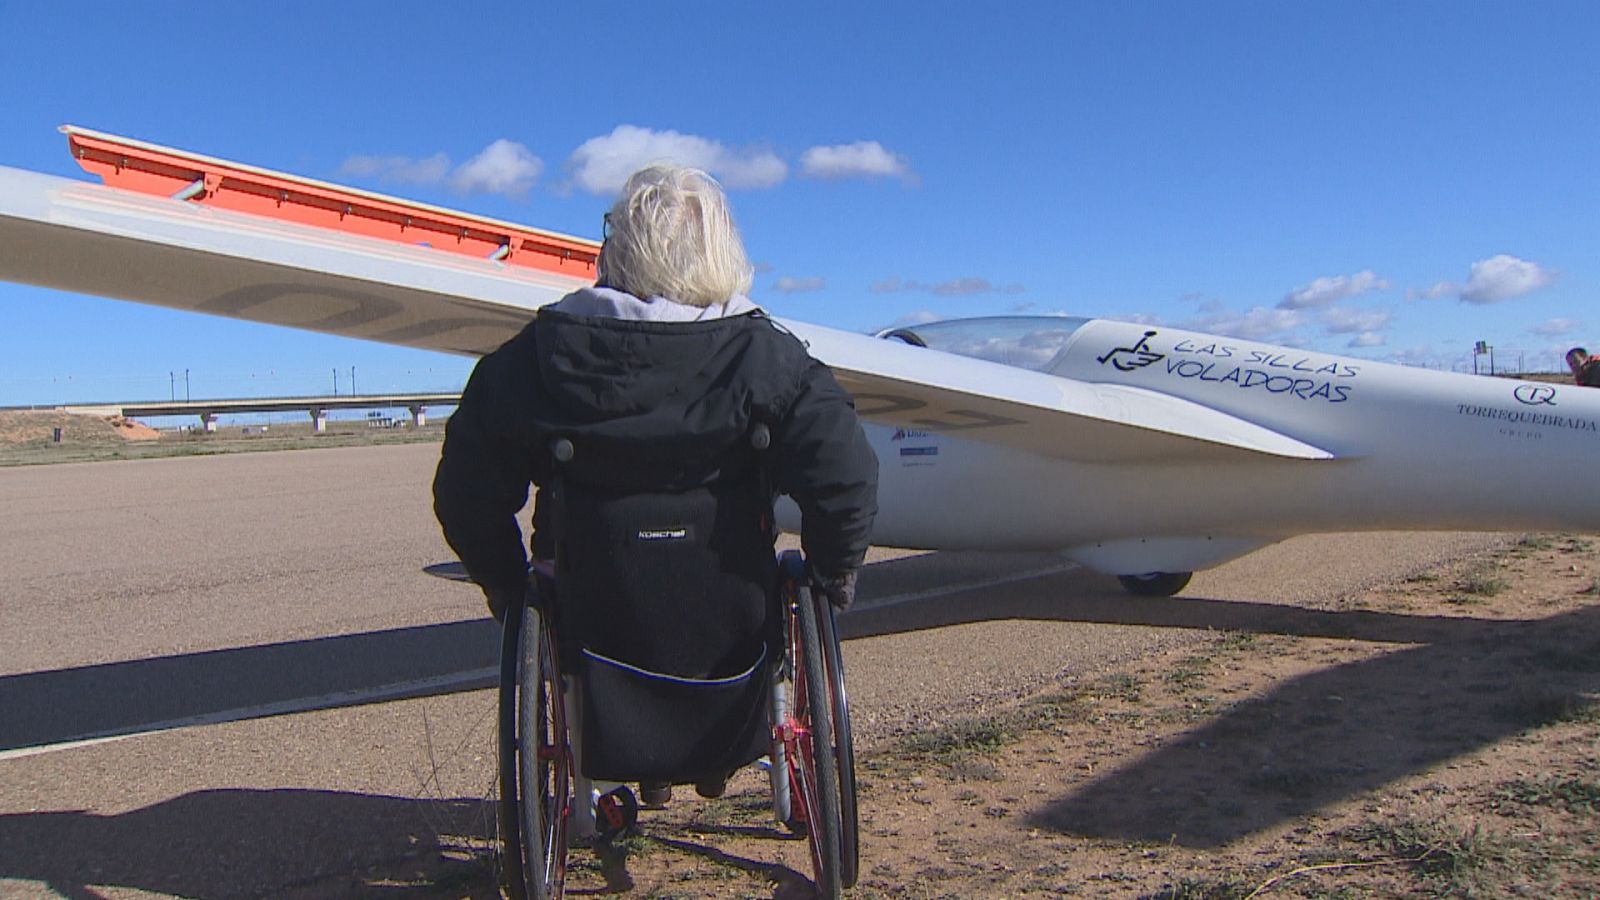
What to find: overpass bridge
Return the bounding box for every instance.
[60,393,461,433]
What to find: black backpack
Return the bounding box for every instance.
[543,443,778,782]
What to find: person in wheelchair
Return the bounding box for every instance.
[433,163,878,805]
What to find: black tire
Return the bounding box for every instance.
[520,606,570,899]
[1117,571,1193,597]
[794,584,845,898]
[814,592,859,888]
[499,600,570,900]
[498,601,529,900]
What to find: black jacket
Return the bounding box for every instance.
[433,307,878,597]
[1579,359,1600,388]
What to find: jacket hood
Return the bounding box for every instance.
[548,285,759,322]
[534,290,769,424]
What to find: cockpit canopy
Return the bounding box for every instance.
[877,316,1091,372]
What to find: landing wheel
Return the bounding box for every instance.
[499,597,572,900]
[1117,571,1193,597]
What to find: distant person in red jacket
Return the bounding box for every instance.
[1567,348,1600,387]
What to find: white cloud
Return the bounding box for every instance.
[1460,254,1554,304]
[1532,317,1583,337]
[338,141,544,199]
[1321,307,1393,335]
[1348,332,1386,348]
[1386,346,1454,369]
[1183,306,1304,341]
[1407,281,1457,301]
[928,277,994,296]
[337,152,451,186]
[869,277,901,294]
[566,125,787,194]
[1278,270,1390,310]
[1410,254,1555,304]
[799,141,914,182]
[900,277,1025,296]
[448,139,543,197]
[772,275,827,294]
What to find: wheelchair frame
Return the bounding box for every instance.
[498,549,858,900]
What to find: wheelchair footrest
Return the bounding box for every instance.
[595,786,639,842]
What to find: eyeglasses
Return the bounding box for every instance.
[602,213,613,241]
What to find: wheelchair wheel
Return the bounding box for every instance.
[815,591,860,888]
[787,581,846,898]
[498,598,572,900]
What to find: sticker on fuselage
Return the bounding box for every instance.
[892,429,940,467]
[1096,331,1164,371]
[1512,384,1558,407]
[1099,331,1360,404]
[1456,402,1597,437]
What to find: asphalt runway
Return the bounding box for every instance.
[0,442,1510,897]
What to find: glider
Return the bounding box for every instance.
[3,127,1596,596]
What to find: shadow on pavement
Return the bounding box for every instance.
[1,552,1047,754]
[845,550,1539,646]
[0,788,497,898]
[0,620,500,753]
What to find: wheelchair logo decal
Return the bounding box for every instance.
[1097,330,1165,371]
[1513,384,1558,407]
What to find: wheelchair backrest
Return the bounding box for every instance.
[545,435,778,682]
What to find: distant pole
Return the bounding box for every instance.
[1489,347,1495,376]
[169,371,175,401]
[351,366,357,397]
[332,368,339,397]
[184,369,190,401]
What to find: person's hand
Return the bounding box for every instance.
[814,569,858,612]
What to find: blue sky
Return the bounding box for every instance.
[1,1,1595,407]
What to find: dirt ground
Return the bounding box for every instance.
[5,404,1595,897]
[482,534,1600,899]
[0,410,156,446]
[0,410,441,465]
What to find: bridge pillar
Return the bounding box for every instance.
[309,408,327,433]
[409,405,427,428]
[200,412,218,434]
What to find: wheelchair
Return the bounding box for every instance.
[495,435,859,900]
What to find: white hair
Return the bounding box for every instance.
[597,164,754,308]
